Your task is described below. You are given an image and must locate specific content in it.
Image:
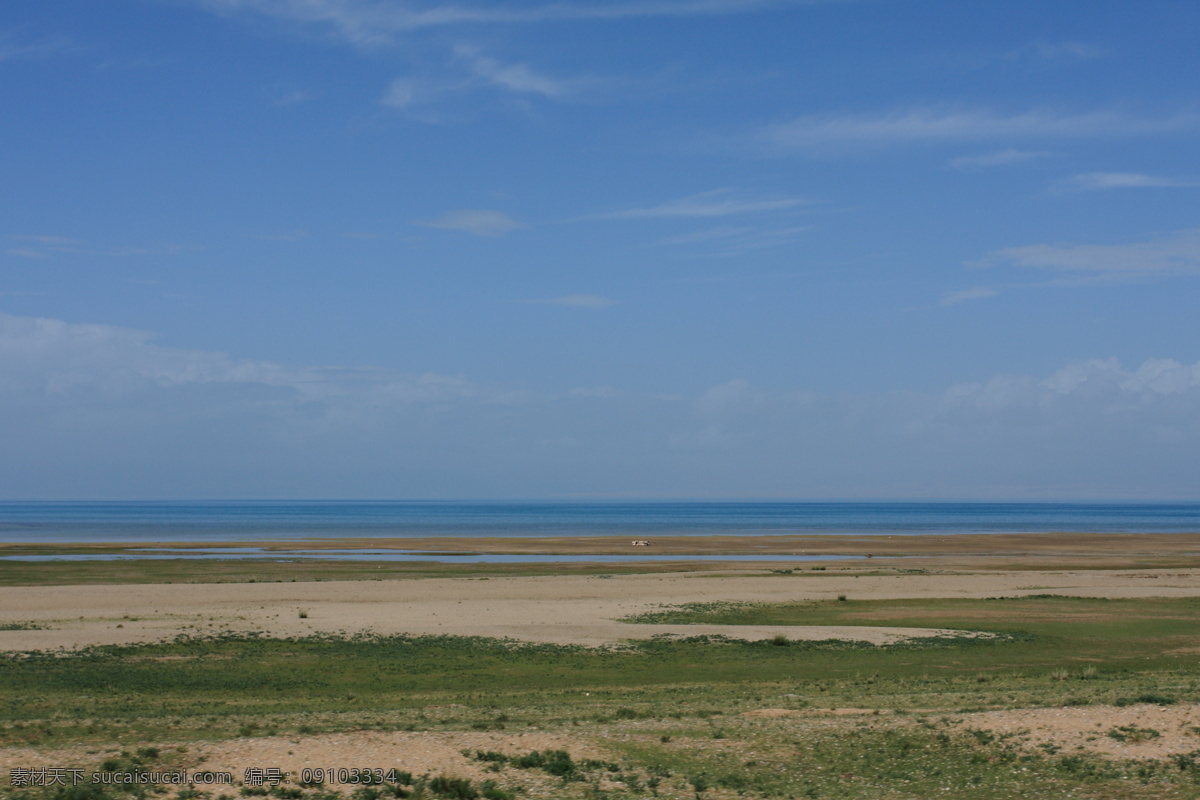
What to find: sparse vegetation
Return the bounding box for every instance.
[1108,725,1162,743]
[5,585,1200,797]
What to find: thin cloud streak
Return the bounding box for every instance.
[9,235,83,246]
[415,209,527,237]
[380,49,579,117]
[657,225,755,245]
[758,109,1200,154]
[948,149,1050,170]
[587,189,806,220]
[672,225,811,254]
[1057,172,1200,191]
[939,286,997,306]
[454,45,571,97]
[0,32,75,61]
[527,294,616,308]
[978,228,1200,278]
[5,235,191,259]
[200,0,815,44]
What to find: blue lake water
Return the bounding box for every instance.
[0,549,857,563]
[1,501,1199,544]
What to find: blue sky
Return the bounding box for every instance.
[3,0,1199,499]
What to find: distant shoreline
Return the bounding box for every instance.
[3,531,1200,565]
[4,500,1200,545]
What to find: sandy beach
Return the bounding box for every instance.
[4,563,1200,651]
[5,545,1200,798]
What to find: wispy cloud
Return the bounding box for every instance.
[5,235,188,259]
[942,228,1200,304]
[660,224,811,253]
[582,190,811,254]
[1008,41,1106,61]
[380,76,445,112]
[757,109,1200,154]
[1056,172,1200,192]
[5,248,50,259]
[939,286,997,306]
[587,189,805,220]
[416,209,526,237]
[0,31,75,61]
[272,88,315,107]
[9,235,83,246]
[657,225,755,245]
[454,45,570,98]
[527,294,616,309]
[0,310,491,405]
[5,310,1200,498]
[380,48,577,119]
[252,229,309,241]
[948,148,1050,170]
[978,228,1200,279]
[200,0,812,44]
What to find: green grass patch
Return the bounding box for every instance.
[5,595,1200,798]
[623,595,1200,674]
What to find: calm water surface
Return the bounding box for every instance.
[2,501,1198,544]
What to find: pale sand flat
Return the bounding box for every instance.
[3,568,1200,651]
[957,703,1200,760]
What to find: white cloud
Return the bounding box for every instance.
[528,294,615,309]
[4,311,1200,498]
[9,235,82,246]
[583,191,813,254]
[662,225,811,254]
[1121,359,1200,395]
[200,0,810,44]
[272,88,315,106]
[946,358,1200,408]
[674,361,1200,495]
[0,312,492,406]
[657,226,755,245]
[939,286,997,306]
[757,109,1200,154]
[0,32,74,61]
[588,189,805,220]
[4,235,190,259]
[455,45,570,98]
[381,77,427,109]
[948,149,1050,170]
[380,50,575,118]
[695,378,765,415]
[415,209,526,237]
[1057,172,1200,191]
[979,227,1200,278]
